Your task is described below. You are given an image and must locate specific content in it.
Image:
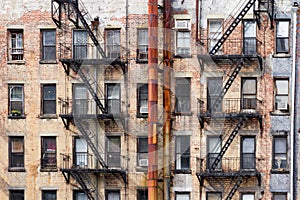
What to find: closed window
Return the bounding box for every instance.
[137,84,148,116]
[73,84,88,114]
[74,138,88,168]
[276,21,289,54]
[207,136,221,170]
[41,137,57,169]
[241,193,255,200]
[42,190,56,200]
[206,192,222,200]
[73,30,87,59]
[106,136,121,167]
[9,30,24,61]
[274,79,289,112]
[176,31,190,56]
[9,190,24,200]
[106,83,120,114]
[9,136,24,169]
[208,20,222,54]
[137,29,148,61]
[241,137,255,169]
[137,189,148,200]
[74,191,88,200]
[137,137,148,167]
[41,29,56,60]
[207,77,223,113]
[243,21,256,55]
[42,84,56,115]
[9,84,24,116]
[175,78,191,113]
[175,136,190,170]
[106,190,120,200]
[106,29,120,59]
[273,136,287,169]
[273,193,287,200]
[175,192,190,200]
[241,78,257,110]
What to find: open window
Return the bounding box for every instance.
[137,29,148,62]
[8,29,24,61]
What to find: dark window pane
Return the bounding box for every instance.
[42,190,56,200]
[175,78,190,113]
[42,30,56,60]
[10,190,24,200]
[137,190,148,200]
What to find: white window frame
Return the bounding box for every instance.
[274,79,289,112]
[276,21,290,54]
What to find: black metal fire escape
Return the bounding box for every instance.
[52,1,127,199]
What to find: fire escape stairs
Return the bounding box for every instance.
[225,177,243,200]
[209,0,256,55]
[209,116,247,171]
[69,171,96,200]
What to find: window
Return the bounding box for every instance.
[241,78,257,110]
[206,192,222,200]
[274,79,289,112]
[276,21,289,54]
[243,21,256,55]
[9,190,24,200]
[207,77,222,113]
[9,137,24,169]
[42,84,56,115]
[273,136,287,169]
[241,193,255,200]
[106,190,120,200]
[41,29,56,60]
[241,137,255,169]
[137,189,148,200]
[74,191,88,200]
[42,190,56,200]
[106,136,121,167]
[106,29,120,59]
[175,192,190,200]
[175,136,190,170]
[9,30,24,61]
[208,20,222,54]
[175,78,191,113]
[41,137,57,169]
[106,83,120,114]
[73,30,87,59]
[137,29,148,61]
[273,193,287,200]
[137,137,148,167]
[176,31,190,56]
[74,138,88,168]
[9,84,24,116]
[137,84,148,116]
[73,84,88,114]
[207,136,221,170]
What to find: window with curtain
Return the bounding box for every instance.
[9,136,24,169]
[41,137,57,169]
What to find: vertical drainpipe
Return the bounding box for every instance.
[148,0,158,200]
[163,0,171,199]
[291,5,298,200]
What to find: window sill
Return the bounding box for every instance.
[136,166,148,172]
[136,114,148,119]
[39,60,58,64]
[8,167,26,172]
[270,111,290,116]
[39,114,58,119]
[40,167,58,172]
[172,112,193,116]
[173,169,192,174]
[174,54,192,59]
[7,60,25,65]
[272,53,291,58]
[8,115,26,119]
[270,168,289,174]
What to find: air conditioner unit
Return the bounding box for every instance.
[140,106,148,114]
[175,20,190,30]
[139,159,148,167]
[277,102,288,110]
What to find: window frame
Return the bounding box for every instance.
[273,193,287,200]
[175,192,190,200]
[106,29,120,59]
[105,83,121,114]
[176,31,191,57]
[240,136,256,170]
[137,29,148,63]
[137,83,148,117]
[175,78,191,114]
[274,78,289,112]
[275,20,290,54]
[208,19,223,54]
[73,29,88,59]
[273,136,287,169]
[9,136,25,171]
[8,29,24,61]
[41,29,56,61]
[41,137,57,170]
[73,190,88,200]
[42,190,57,200]
[241,193,255,200]
[8,84,25,117]
[207,136,221,170]
[106,136,121,168]
[74,137,89,168]
[241,78,257,110]
[175,135,190,170]
[41,84,57,115]
[243,20,257,55]
[137,137,148,167]
[73,84,88,114]
[206,192,222,200]
[137,189,148,200]
[9,190,24,200]
[105,190,120,200]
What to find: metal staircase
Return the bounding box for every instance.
[209,117,247,171]
[225,177,243,200]
[209,59,244,114]
[209,0,256,55]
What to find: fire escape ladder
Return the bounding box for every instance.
[68,0,107,59]
[209,59,244,113]
[209,117,247,171]
[225,177,243,200]
[209,0,256,55]
[75,118,108,169]
[51,0,63,28]
[69,171,95,200]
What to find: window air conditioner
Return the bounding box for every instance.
[140,106,148,114]
[175,20,190,30]
[277,102,288,110]
[139,159,148,167]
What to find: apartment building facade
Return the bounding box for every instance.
[0,0,298,200]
